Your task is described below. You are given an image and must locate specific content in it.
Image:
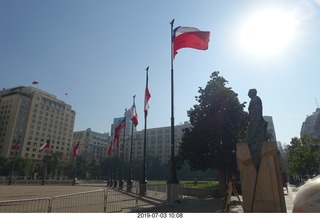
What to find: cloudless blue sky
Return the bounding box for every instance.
[1,0,320,145]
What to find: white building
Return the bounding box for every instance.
[300,108,320,139]
[263,116,277,141]
[113,122,191,165]
[0,86,75,162]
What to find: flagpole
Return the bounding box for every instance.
[168,19,179,185]
[72,139,79,186]
[140,66,149,196]
[8,141,18,185]
[166,19,179,202]
[73,155,77,185]
[109,139,114,187]
[127,95,135,192]
[119,115,126,189]
[113,139,119,188]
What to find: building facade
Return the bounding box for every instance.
[263,116,277,141]
[113,122,191,165]
[0,86,75,162]
[300,108,320,139]
[72,128,110,159]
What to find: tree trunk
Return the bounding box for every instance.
[218,167,226,198]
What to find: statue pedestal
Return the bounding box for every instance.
[236,141,286,212]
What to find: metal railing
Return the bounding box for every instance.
[0,183,201,213]
[0,187,139,213]
[0,197,50,213]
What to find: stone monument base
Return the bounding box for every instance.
[236,141,286,212]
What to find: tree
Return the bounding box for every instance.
[0,156,10,176]
[14,157,32,177]
[49,151,64,178]
[286,136,320,182]
[178,71,248,196]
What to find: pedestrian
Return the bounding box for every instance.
[280,169,288,194]
[292,176,320,212]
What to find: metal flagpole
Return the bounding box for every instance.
[127,95,135,192]
[109,140,114,187]
[73,155,77,185]
[140,66,149,196]
[119,115,126,189]
[167,19,179,202]
[72,139,79,186]
[8,135,20,185]
[113,139,119,188]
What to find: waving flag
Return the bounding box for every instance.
[107,140,113,156]
[32,80,39,84]
[172,26,210,57]
[125,104,138,127]
[73,141,80,157]
[13,137,20,153]
[39,139,50,152]
[113,118,126,145]
[144,67,151,119]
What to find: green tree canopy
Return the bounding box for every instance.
[286,136,320,178]
[177,71,248,195]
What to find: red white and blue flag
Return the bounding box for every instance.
[107,140,113,156]
[32,80,39,85]
[113,117,126,145]
[73,141,80,157]
[125,104,138,127]
[39,139,50,152]
[144,68,151,119]
[172,26,210,58]
[13,137,20,153]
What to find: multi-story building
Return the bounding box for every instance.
[263,116,277,141]
[0,86,75,162]
[300,108,320,139]
[110,117,136,139]
[115,122,191,165]
[72,128,110,159]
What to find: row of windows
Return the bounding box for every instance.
[0,109,11,115]
[23,151,69,159]
[41,97,65,111]
[26,140,71,146]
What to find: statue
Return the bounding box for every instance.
[236,88,286,212]
[245,89,268,170]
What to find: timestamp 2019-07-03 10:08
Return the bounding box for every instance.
[136,213,183,218]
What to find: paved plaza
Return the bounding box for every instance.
[0,183,296,213]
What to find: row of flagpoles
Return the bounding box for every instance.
[10,20,210,191]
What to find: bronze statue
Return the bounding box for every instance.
[237,89,286,212]
[245,89,268,170]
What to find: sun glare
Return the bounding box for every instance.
[239,8,298,56]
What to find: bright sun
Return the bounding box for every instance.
[239,8,298,56]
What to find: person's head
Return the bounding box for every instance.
[248,89,257,98]
[292,176,320,212]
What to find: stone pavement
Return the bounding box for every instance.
[137,184,297,213]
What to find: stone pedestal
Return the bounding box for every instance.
[236,141,286,212]
[167,183,180,202]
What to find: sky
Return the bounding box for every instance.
[1,0,320,146]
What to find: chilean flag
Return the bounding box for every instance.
[144,68,151,119]
[172,26,210,58]
[113,118,126,145]
[13,137,20,153]
[32,80,39,84]
[125,104,138,127]
[73,141,80,157]
[39,139,50,152]
[107,140,113,156]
